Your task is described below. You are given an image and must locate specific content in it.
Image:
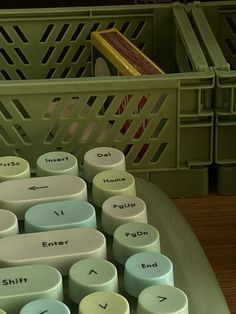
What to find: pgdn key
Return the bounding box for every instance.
[0,228,107,275]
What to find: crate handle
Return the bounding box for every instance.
[173,3,209,72]
[191,3,230,71]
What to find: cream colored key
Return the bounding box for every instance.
[0,175,87,219]
[0,209,19,238]
[92,170,136,207]
[0,228,107,275]
[0,156,30,182]
[101,195,148,235]
[79,291,130,314]
[83,147,126,183]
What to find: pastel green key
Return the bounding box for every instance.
[113,222,160,264]
[36,151,79,176]
[92,170,136,207]
[0,209,19,238]
[0,156,30,182]
[0,264,63,314]
[69,258,118,304]
[24,199,96,232]
[20,299,71,314]
[79,291,130,314]
[124,252,174,297]
[137,285,189,314]
[0,309,6,314]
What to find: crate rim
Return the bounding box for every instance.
[0,2,185,18]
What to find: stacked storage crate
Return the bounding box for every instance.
[189,1,236,195]
[0,3,214,196]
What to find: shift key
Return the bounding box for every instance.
[0,175,87,219]
[0,264,63,314]
[0,228,107,275]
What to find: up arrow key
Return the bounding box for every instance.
[89,269,98,275]
[0,175,88,219]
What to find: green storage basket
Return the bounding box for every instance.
[0,3,214,197]
[189,1,236,194]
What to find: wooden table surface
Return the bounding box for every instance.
[172,194,236,313]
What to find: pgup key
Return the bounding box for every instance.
[0,228,107,275]
[0,175,87,219]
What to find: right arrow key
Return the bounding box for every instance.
[137,284,188,314]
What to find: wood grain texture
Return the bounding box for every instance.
[172,194,236,313]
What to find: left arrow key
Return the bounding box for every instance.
[0,175,87,219]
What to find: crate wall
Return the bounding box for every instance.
[189,1,236,194]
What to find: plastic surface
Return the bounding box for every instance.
[189,1,236,194]
[135,177,230,314]
[0,3,214,197]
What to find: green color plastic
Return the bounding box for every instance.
[0,3,214,197]
[189,1,236,194]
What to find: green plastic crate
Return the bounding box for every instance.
[0,3,214,197]
[189,1,236,194]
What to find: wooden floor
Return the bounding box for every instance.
[173,194,236,313]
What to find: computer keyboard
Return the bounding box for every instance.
[0,149,231,314]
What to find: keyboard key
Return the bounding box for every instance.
[20,299,71,314]
[24,199,96,232]
[78,291,130,314]
[92,170,136,207]
[0,175,87,219]
[36,151,79,176]
[0,310,6,314]
[137,285,188,314]
[113,222,160,264]
[83,147,126,183]
[124,252,174,297]
[0,156,30,182]
[101,195,148,235]
[0,209,19,238]
[69,258,118,304]
[0,264,63,314]
[0,228,107,275]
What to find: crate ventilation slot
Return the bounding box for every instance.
[0,126,13,144]
[225,38,236,55]
[13,124,31,144]
[226,16,236,34]
[0,101,12,120]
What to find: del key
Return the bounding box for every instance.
[0,175,87,219]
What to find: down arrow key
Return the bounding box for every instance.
[99,303,108,310]
[79,291,130,313]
